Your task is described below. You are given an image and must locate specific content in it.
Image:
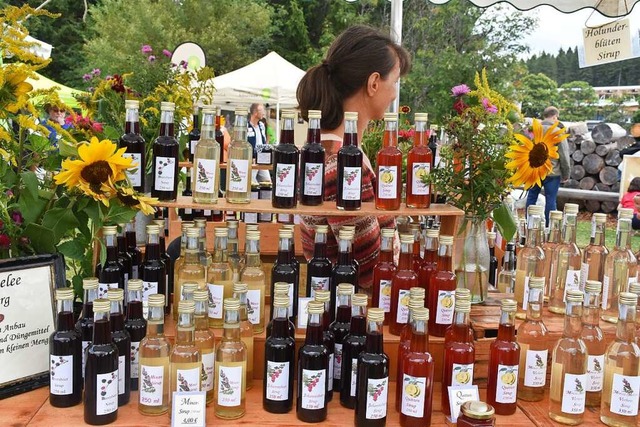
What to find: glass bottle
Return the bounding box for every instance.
[50,287,82,407]
[215,108,225,164]
[264,295,296,413]
[488,231,498,289]
[631,283,640,343]
[549,205,582,314]
[170,300,201,402]
[297,301,328,422]
[266,283,296,339]
[390,234,419,336]
[406,112,432,208]
[395,294,425,412]
[187,105,201,162]
[233,283,254,390]
[107,288,131,406]
[581,213,608,291]
[227,219,243,282]
[331,229,358,320]
[331,284,355,393]
[76,277,98,380]
[207,227,232,328]
[172,222,194,305]
[410,223,424,275]
[192,106,221,204]
[582,280,606,408]
[306,225,333,300]
[116,226,132,292]
[175,227,205,320]
[486,299,520,415]
[418,228,439,306]
[300,109,325,206]
[119,99,145,193]
[548,290,588,424]
[193,217,211,268]
[340,293,368,409]
[336,111,363,211]
[97,225,124,299]
[497,243,516,294]
[214,298,247,419]
[272,110,299,208]
[342,225,360,279]
[315,290,335,401]
[152,219,173,316]
[514,207,545,318]
[193,290,215,404]
[84,299,119,425]
[375,112,402,210]
[271,229,298,324]
[399,307,434,427]
[372,228,397,324]
[355,308,389,427]
[151,101,179,201]
[428,235,457,337]
[601,292,640,426]
[517,277,548,402]
[125,279,146,392]
[541,210,563,300]
[141,224,166,306]
[241,229,266,334]
[125,220,142,279]
[282,224,301,294]
[138,294,170,415]
[226,107,253,204]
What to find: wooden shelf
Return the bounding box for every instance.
[179,161,273,170]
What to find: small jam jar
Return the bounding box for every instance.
[457,401,496,427]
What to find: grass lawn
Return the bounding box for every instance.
[576,216,640,250]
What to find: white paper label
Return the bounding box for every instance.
[142,281,158,302]
[435,290,455,325]
[334,344,343,380]
[580,262,590,291]
[82,341,90,378]
[118,355,126,395]
[522,275,531,310]
[328,353,334,391]
[365,377,388,420]
[217,365,243,407]
[190,139,197,155]
[96,370,118,415]
[411,162,430,195]
[154,156,176,191]
[257,151,271,164]
[123,153,142,187]
[396,289,411,324]
[602,275,611,309]
[50,355,73,395]
[610,373,640,416]
[206,283,224,319]
[274,163,296,198]
[379,280,392,313]
[287,283,295,318]
[495,364,518,403]
[341,166,362,201]
[246,289,262,325]
[303,162,323,196]
[301,369,326,410]
[266,361,289,401]
[130,342,140,379]
[561,373,587,414]
[564,269,581,301]
[586,354,604,392]
[377,165,398,199]
[98,282,118,300]
[202,352,215,392]
[139,364,165,406]
[176,367,200,392]
[194,159,217,194]
[350,359,358,397]
[228,159,249,192]
[310,276,330,299]
[524,349,548,387]
[401,374,426,418]
[452,363,474,386]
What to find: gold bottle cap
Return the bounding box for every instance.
[107,288,124,302]
[153,219,165,228]
[227,220,238,229]
[126,280,141,292]
[281,109,297,119]
[315,225,329,234]
[529,277,544,290]
[178,300,196,314]
[384,112,398,122]
[102,225,117,236]
[278,229,293,239]
[186,227,200,238]
[414,113,428,122]
[193,218,206,227]
[182,221,194,231]
[400,234,414,245]
[315,290,330,303]
[620,292,638,306]
[460,401,495,420]
[593,213,607,224]
[381,228,395,238]
[352,293,368,307]
[429,124,438,131]
[566,289,584,303]
[83,277,99,290]
[455,288,471,301]
[564,203,579,214]
[549,210,563,220]
[246,230,260,240]
[408,298,424,311]
[55,287,75,301]
[125,99,139,109]
[629,282,640,296]
[439,235,453,245]
[93,299,110,313]
[455,299,471,313]
[619,208,634,220]
[367,308,384,322]
[426,228,440,238]
[338,229,352,241]
[161,101,176,111]
[307,301,325,315]
[412,307,429,321]
[274,282,290,295]
[201,105,215,114]
[501,299,517,312]
[308,110,322,119]
[585,280,603,294]
[193,290,208,302]
[273,295,290,308]
[527,205,544,216]
[234,107,247,116]
[233,283,248,294]
[214,227,228,237]
[182,282,198,294]
[409,223,421,232]
[409,287,426,300]
[246,224,259,232]
[146,224,160,235]
[342,225,356,233]
[344,111,358,121]
[148,294,165,307]
[337,284,355,296]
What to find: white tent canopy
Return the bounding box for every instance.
[428,0,639,17]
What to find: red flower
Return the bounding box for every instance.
[453,98,467,114]
[0,234,10,248]
[92,122,104,133]
[400,105,411,114]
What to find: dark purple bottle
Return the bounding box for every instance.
[97,226,124,300]
[272,111,299,209]
[119,100,146,193]
[107,289,131,406]
[151,102,179,201]
[340,294,367,409]
[300,110,325,206]
[336,112,362,211]
[124,280,146,392]
[330,285,353,392]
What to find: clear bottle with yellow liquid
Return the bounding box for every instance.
[549,289,588,425]
[227,220,244,282]
[548,204,582,314]
[207,227,232,328]
[233,283,254,390]
[630,283,640,342]
[514,206,545,319]
[581,213,608,292]
[241,229,266,334]
[226,107,253,204]
[193,290,215,404]
[192,106,221,205]
[496,243,516,294]
[517,276,548,402]
[193,218,212,269]
[541,210,563,300]
[170,301,201,406]
[172,222,194,305]
[581,280,606,408]
[174,227,205,320]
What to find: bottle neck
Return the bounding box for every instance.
[436,244,453,271]
[145,233,160,261]
[497,310,516,341]
[176,312,195,344]
[561,214,577,244]
[233,115,248,142]
[223,308,241,339]
[159,110,175,137]
[305,313,324,345]
[125,108,141,134]
[277,237,291,263]
[127,293,144,320]
[271,306,290,338]
[110,300,125,331]
[280,118,294,144]
[365,319,384,353]
[547,217,562,243]
[105,235,118,261]
[213,236,228,262]
[409,319,428,352]
[582,292,602,326]
[245,239,261,267]
[382,120,397,148]
[93,311,112,344]
[201,112,215,139]
[564,301,584,338]
[593,222,606,246]
[413,121,428,147]
[398,241,414,270]
[617,303,637,342]
[350,310,366,334]
[307,118,321,144]
[503,248,515,271]
[235,292,248,321]
[616,218,632,249]
[313,232,327,258]
[56,299,75,331]
[338,238,353,265]
[526,287,544,321]
[343,119,358,147]
[147,305,165,336]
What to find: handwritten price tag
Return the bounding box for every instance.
[171,391,206,427]
[447,385,479,422]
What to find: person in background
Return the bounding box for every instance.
[247,103,271,183]
[296,24,411,292]
[620,176,640,229]
[42,103,71,145]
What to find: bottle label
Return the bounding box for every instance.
[563,269,581,302]
[379,279,392,313]
[524,349,548,387]
[602,275,610,309]
[365,377,388,419]
[228,159,249,192]
[580,262,589,290]
[610,373,640,416]
[123,153,142,187]
[118,355,126,395]
[377,165,398,199]
[96,370,118,416]
[310,276,330,299]
[561,373,587,414]
[98,282,118,299]
[131,342,140,379]
[206,283,224,319]
[341,166,362,201]
[435,290,455,325]
[142,281,158,302]
[301,368,326,410]
[401,374,426,418]
[139,364,165,406]
[266,361,289,401]
[257,150,272,165]
[586,354,604,392]
[275,163,296,198]
[202,352,215,392]
[287,283,295,318]
[411,162,430,195]
[50,355,73,395]
[190,139,197,155]
[522,275,531,310]
[328,353,334,391]
[396,289,411,324]
[334,344,343,380]
[194,158,217,194]
[154,156,176,191]
[217,364,243,407]
[350,359,358,397]
[82,340,90,378]
[177,367,200,392]
[303,162,323,196]
[495,364,518,403]
[246,289,262,325]
[452,363,474,386]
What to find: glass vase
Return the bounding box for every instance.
[455,215,490,304]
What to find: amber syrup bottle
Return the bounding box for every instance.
[330,284,354,393]
[315,290,335,401]
[50,287,82,407]
[336,111,363,211]
[409,223,424,275]
[263,295,296,413]
[372,228,397,325]
[76,277,98,380]
[297,301,329,422]
[340,293,368,409]
[399,307,434,426]
[418,228,439,307]
[395,295,425,412]
[428,235,457,337]
[152,219,173,316]
[487,299,520,415]
[266,283,296,339]
[151,101,180,201]
[375,112,402,210]
[97,226,124,300]
[193,290,215,404]
[141,224,166,307]
[582,280,606,408]
[107,288,131,406]
[306,225,332,299]
[331,229,358,321]
[300,109,325,206]
[271,229,298,324]
[406,113,432,208]
[84,299,119,425]
[390,234,419,336]
[116,226,132,289]
[125,220,142,280]
[272,110,299,208]
[120,99,146,192]
[124,280,146,392]
[355,308,389,426]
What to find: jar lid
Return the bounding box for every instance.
[193,290,208,302]
[408,298,424,311]
[412,307,429,321]
[426,228,439,238]
[315,225,329,233]
[460,401,495,420]
[146,224,160,234]
[178,300,195,314]
[367,308,384,322]
[344,111,358,121]
[307,301,324,314]
[549,210,563,220]
[273,295,290,308]
[620,292,638,306]
[214,227,228,237]
[227,219,239,229]
[381,228,395,238]
[93,299,110,313]
[527,205,543,216]
[564,203,579,214]
[566,289,584,303]
[383,112,398,121]
[282,110,297,119]
[501,299,517,312]
[182,221,195,231]
[455,299,471,313]
[274,282,290,294]
[400,234,414,245]
[593,213,607,224]
[194,218,206,227]
[455,288,471,300]
[233,283,248,294]
[186,227,200,237]
[224,298,240,311]
[246,230,260,240]
[585,280,602,294]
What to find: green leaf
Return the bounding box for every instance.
[493,202,517,242]
[17,190,48,224]
[104,202,137,225]
[58,138,78,158]
[24,223,56,254]
[20,171,39,199]
[57,240,86,260]
[42,208,80,241]
[101,125,121,141]
[72,274,84,302]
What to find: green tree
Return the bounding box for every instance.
[558,80,597,121]
[267,0,313,69]
[519,73,559,118]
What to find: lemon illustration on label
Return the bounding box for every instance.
[454,368,471,384]
[415,166,427,179]
[381,286,392,296]
[400,295,410,306]
[440,294,453,308]
[500,370,516,385]
[404,383,421,398]
[381,170,394,184]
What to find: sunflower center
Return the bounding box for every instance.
[80,160,112,185]
[118,193,137,207]
[528,143,549,168]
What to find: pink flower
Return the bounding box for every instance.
[11,211,22,225]
[82,73,92,82]
[148,55,156,62]
[92,122,104,133]
[482,98,498,114]
[141,45,153,54]
[451,84,470,97]
[92,68,101,76]
[162,49,172,58]
[0,234,9,248]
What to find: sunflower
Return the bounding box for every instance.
[3,68,33,114]
[116,187,157,216]
[505,119,568,189]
